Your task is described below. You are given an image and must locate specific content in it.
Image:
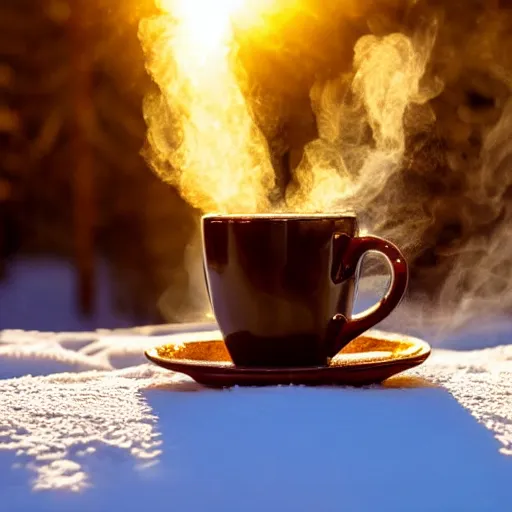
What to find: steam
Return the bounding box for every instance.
[157,216,213,323]
[433,98,512,334]
[140,1,512,340]
[285,26,442,213]
[139,0,275,214]
[139,1,441,217]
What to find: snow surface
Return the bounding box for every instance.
[0,257,138,332]
[1,322,512,512]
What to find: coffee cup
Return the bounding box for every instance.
[202,213,408,367]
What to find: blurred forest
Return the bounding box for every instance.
[0,0,198,329]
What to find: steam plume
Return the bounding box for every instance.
[285,25,442,214]
[139,0,275,214]
[140,1,512,341]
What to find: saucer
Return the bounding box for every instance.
[144,329,431,388]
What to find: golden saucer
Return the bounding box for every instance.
[145,329,431,388]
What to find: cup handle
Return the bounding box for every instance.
[328,234,408,357]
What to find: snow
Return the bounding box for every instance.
[0,320,512,512]
[0,257,137,332]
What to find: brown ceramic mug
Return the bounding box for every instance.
[202,213,408,367]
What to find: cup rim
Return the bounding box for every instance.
[202,211,356,221]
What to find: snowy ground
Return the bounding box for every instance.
[1,259,512,511]
[0,321,511,512]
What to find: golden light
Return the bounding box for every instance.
[140,0,437,215]
[160,0,244,51]
[140,0,277,214]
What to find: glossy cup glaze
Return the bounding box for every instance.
[202,213,408,367]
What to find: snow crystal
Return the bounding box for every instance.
[0,323,511,494]
[0,366,172,491]
[414,345,512,455]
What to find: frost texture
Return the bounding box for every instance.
[414,345,512,456]
[0,325,511,492]
[0,327,191,491]
[0,367,174,491]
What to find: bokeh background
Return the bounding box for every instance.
[0,0,200,330]
[2,0,512,332]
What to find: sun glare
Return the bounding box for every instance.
[142,0,275,213]
[159,0,245,53]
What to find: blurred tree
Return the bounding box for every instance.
[0,0,198,325]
